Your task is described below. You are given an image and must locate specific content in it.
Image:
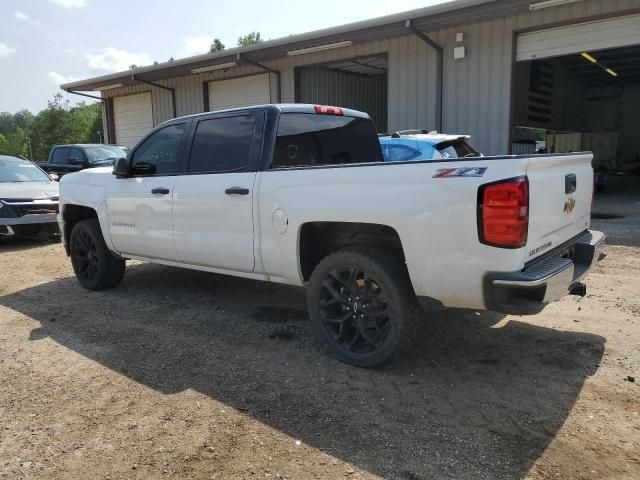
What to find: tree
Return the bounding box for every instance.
[0,94,102,161]
[209,38,225,52]
[0,128,29,157]
[237,31,263,47]
[0,112,16,137]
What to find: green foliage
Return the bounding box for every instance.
[237,31,263,47]
[210,38,225,52]
[0,93,102,161]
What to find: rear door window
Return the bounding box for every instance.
[271,114,383,169]
[50,147,69,164]
[187,115,257,174]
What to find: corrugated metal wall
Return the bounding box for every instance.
[297,66,388,132]
[103,0,640,154]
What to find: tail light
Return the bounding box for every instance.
[314,105,344,116]
[478,176,529,248]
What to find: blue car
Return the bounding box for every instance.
[379,130,481,162]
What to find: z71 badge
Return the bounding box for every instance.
[433,167,488,178]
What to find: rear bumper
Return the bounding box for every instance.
[484,230,605,315]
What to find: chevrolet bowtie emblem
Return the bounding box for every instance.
[564,197,576,214]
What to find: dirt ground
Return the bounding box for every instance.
[0,218,638,480]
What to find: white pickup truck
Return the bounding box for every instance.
[58,104,605,367]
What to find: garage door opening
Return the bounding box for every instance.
[513,32,640,196]
[295,55,388,133]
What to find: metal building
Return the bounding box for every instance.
[63,0,640,173]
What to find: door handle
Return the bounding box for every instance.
[151,187,170,195]
[225,187,250,195]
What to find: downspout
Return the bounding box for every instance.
[64,89,112,143]
[406,20,443,132]
[237,53,282,103]
[132,75,177,118]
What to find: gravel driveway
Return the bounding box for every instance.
[0,218,638,480]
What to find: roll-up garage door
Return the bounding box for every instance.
[113,92,154,148]
[208,74,271,111]
[517,14,640,62]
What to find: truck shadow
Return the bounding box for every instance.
[1,262,604,479]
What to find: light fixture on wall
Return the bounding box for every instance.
[287,40,353,56]
[529,0,582,11]
[191,62,238,74]
[95,83,124,91]
[580,51,620,78]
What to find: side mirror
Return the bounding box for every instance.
[49,173,59,182]
[113,157,130,177]
[69,157,91,168]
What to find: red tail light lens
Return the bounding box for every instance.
[314,105,344,116]
[478,177,529,248]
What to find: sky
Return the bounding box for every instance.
[0,0,449,114]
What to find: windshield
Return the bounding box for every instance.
[85,146,128,163]
[0,158,51,183]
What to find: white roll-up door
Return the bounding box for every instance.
[208,74,271,111]
[517,14,640,62]
[113,92,153,148]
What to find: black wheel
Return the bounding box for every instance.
[307,248,417,367]
[70,219,125,290]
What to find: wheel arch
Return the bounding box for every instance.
[298,221,406,282]
[61,204,99,255]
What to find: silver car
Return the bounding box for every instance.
[0,155,59,240]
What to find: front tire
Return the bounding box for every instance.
[70,219,125,290]
[307,248,417,367]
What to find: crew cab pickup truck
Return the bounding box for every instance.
[40,144,129,178]
[57,104,605,367]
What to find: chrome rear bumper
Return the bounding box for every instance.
[485,230,605,315]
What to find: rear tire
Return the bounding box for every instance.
[70,219,125,290]
[307,248,417,367]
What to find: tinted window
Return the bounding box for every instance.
[51,147,69,164]
[188,115,256,173]
[68,148,84,163]
[435,140,480,160]
[131,124,186,175]
[381,144,423,162]
[271,114,383,169]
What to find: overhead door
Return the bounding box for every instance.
[208,74,271,111]
[113,92,153,148]
[517,14,640,62]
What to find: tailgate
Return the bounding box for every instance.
[526,153,593,262]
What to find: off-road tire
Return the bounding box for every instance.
[70,219,125,290]
[307,248,418,367]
